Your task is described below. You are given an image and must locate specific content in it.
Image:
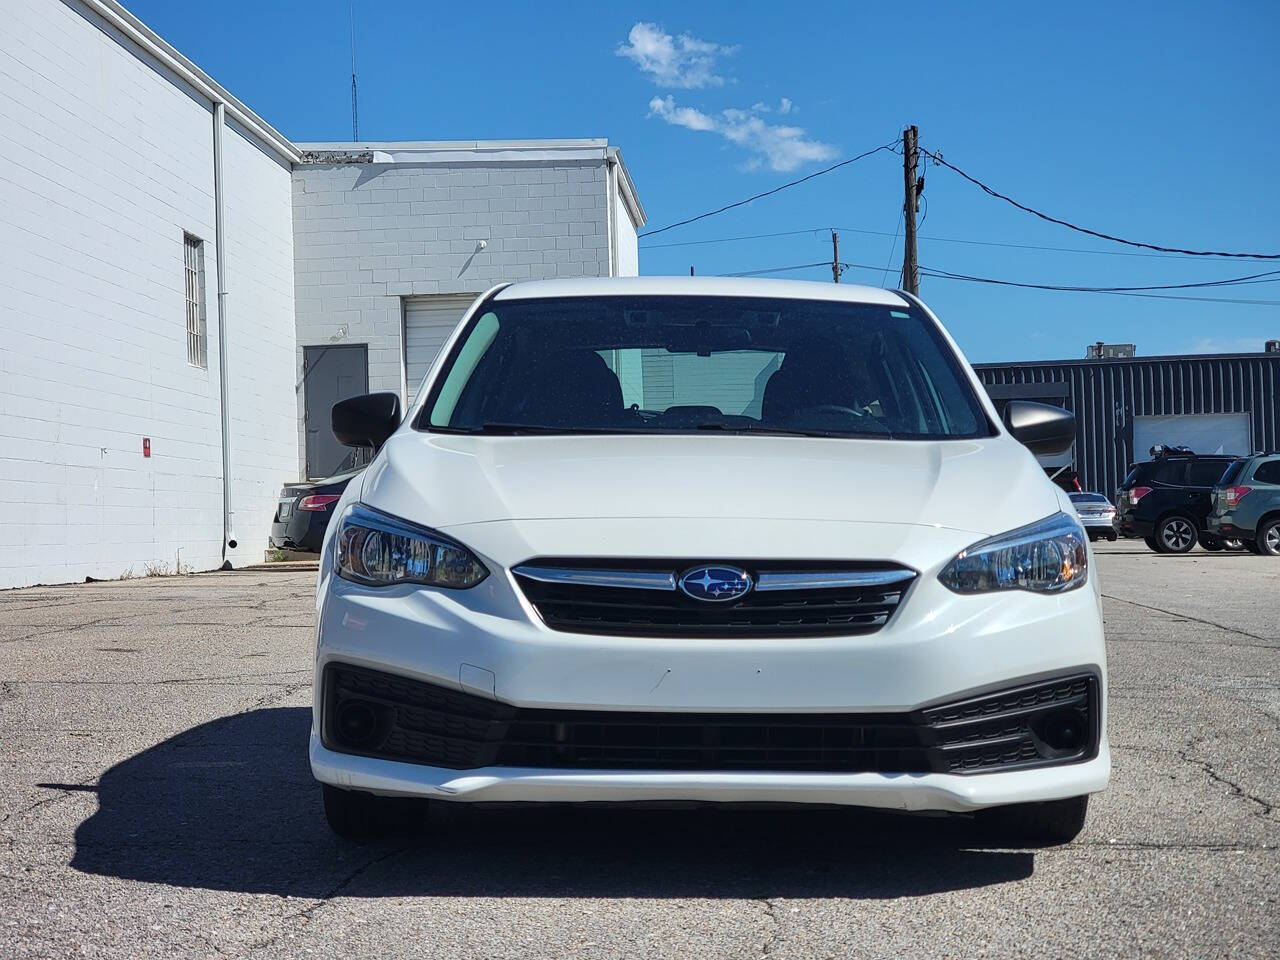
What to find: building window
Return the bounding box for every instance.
[184,233,208,368]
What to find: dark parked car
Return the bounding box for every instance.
[1208,452,1280,556]
[1114,447,1242,553]
[270,469,361,553]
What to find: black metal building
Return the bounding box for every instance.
[974,350,1280,496]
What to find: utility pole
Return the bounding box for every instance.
[831,231,840,282]
[901,124,920,295]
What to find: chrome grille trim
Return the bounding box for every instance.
[754,569,917,591]
[513,563,916,593]
[512,565,677,591]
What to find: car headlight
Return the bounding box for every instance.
[335,504,488,589]
[939,512,1087,594]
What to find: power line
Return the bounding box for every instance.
[714,258,1280,305]
[922,147,1280,260]
[722,261,831,277]
[639,141,898,240]
[881,209,903,287]
[642,228,832,251]
[918,265,1280,293]
[643,223,1249,262]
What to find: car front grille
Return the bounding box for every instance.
[322,663,1100,776]
[511,559,918,638]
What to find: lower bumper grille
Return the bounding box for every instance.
[322,664,1100,777]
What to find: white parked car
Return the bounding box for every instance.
[311,278,1108,844]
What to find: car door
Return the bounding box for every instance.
[1142,458,1188,522]
[1185,458,1233,523]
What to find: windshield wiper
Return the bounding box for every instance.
[694,422,896,439]
[469,422,640,436]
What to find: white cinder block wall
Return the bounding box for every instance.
[291,143,644,473]
[0,0,297,588]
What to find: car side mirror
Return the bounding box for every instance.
[1003,400,1076,456]
[332,392,402,451]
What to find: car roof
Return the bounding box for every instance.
[492,276,911,307]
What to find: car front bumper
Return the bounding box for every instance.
[310,734,1110,811]
[311,521,1109,811]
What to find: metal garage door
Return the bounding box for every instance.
[1133,413,1251,457]
[404,295,476,404]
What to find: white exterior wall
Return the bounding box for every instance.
[291,155,623,470]
[613,187,640,277]
[221,125,299,556]
[0,0,296,588]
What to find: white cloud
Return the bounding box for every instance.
[617,22,733,89]
[648,95,837,172]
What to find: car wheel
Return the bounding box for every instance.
[1222,539,1245,552]
[1243,539,1263,555]
[1259,519,1280,557]
[1198,536,1224,551]
[322,783,434,839]
[977,795,1089,846]
[1143,536,1160,552]
[1156,516,1197,554]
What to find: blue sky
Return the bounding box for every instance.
[128,0,1279,362]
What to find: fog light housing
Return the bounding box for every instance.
[1036,708,1087,752]
[335,700,380,747]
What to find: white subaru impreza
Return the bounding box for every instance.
[310,277,1107,844]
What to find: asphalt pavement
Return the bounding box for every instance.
[0,542,1276,959]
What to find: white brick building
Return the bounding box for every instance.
[291,142,644,478]
[0,0,299,589]
[0,0,645,588]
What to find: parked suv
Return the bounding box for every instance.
[1207,453,1280,556]
[1114,448,1240,553]
[310,278,1108,846]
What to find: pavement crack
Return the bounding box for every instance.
[756,896,780,958]
[1102,594,1276,646]
[270,844,414,932]
[0,774,99,843]
[1177,744,1275,819]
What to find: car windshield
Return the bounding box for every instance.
[420,295,990,439]
[1070,493,1108,504]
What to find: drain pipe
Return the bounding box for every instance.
[213,103,237,563]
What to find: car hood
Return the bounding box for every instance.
[358,432,1059,539]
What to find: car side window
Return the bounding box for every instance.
[1252,460,1280,485]
[1150,461,1187,485]
[1187,459,1231,486]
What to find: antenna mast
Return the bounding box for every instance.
[349,1,359,141]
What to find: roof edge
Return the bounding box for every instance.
[607,146,646,228]
[974,351,1280,368]
[81,0,299,163]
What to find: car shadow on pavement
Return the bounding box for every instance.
[65,707,1034,899]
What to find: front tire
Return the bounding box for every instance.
[978,795,1089,846]
[1199,535,1224,551]
[1143,536,1160,552]
[322,783,436,839]
[1156,515,1197,554]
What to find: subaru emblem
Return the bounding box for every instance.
[678,565,753,602]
